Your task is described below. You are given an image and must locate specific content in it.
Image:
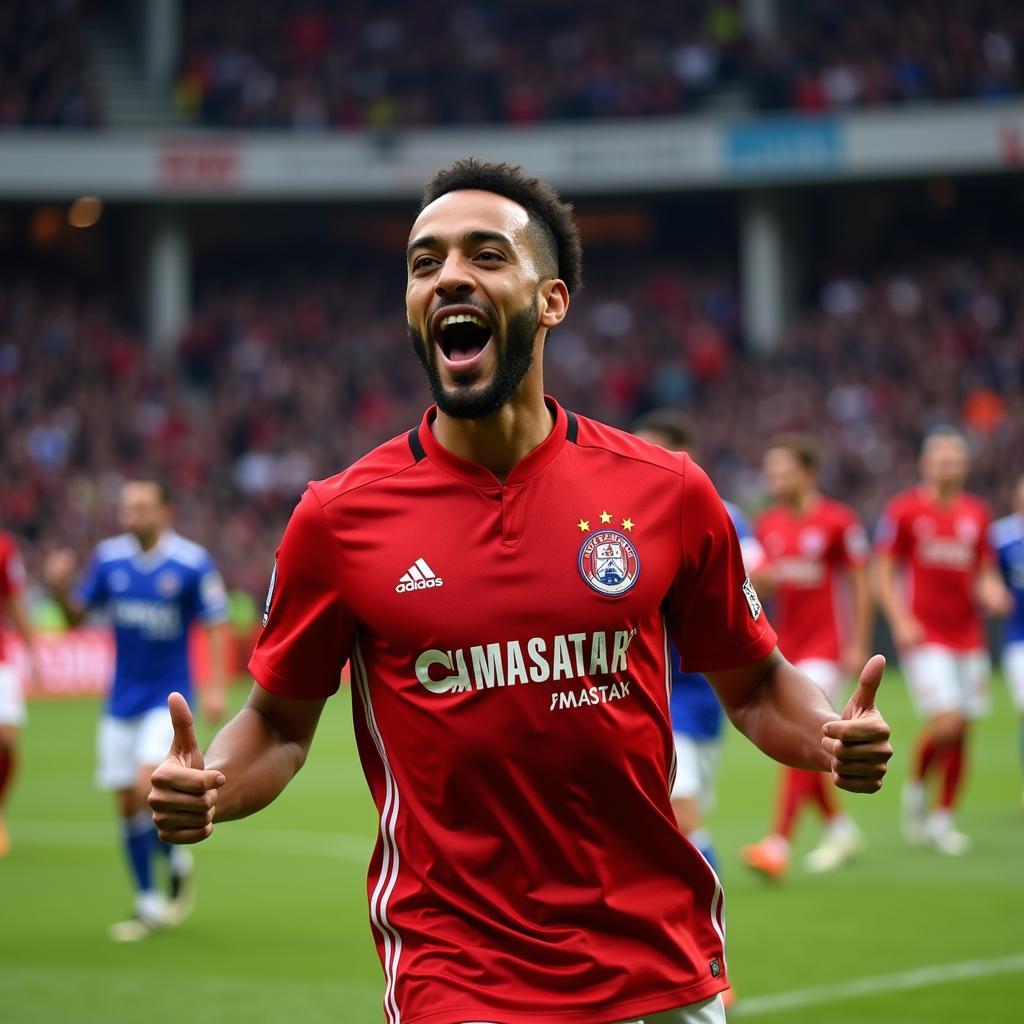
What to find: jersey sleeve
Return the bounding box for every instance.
[667,463,777,673]
[0,541,26,597]
[725,503,766,574]
[975,502,996,568]
[75,551,108,608]
[194,551,230,625]
[836,507,869,568]
[248,488,354,700]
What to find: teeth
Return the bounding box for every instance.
[440,313,488,330]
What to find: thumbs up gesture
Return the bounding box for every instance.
[821,655,893,794]
[149,692,226,844]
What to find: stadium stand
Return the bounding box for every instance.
[174,0,1024,129]
[3,245,1021,599]
[0,1,102,128]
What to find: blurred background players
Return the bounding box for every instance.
[632,408,766,878]
[0,529,36,858]
[44,479,230,939]
[991,473,1024,805]
[741,435,871,879]
[875,428,1011,855]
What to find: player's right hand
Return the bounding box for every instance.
[892,614,924,648]
[43,548,77,590]
[149,692,225,845]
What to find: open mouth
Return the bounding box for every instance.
[433,308,493,369]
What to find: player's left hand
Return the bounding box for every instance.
[821,654,892,794]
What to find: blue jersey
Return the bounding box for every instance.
[76,531,228,718]
[992,513,1024,645]
[670,501,763,740]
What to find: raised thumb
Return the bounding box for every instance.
[850,654,886,711]
[168,691,203,769]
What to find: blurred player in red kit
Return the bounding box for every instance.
[875,428,1010,855]
[741,436,873,879]
[149,160,892,1024]
[0,530,37,857]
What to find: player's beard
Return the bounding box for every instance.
[409,297,539,420]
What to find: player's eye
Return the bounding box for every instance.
[476,250,505,263]
[412,255,438,271]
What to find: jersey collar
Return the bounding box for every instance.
[416,397,570,487]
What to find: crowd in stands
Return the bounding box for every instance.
[0,1,102,129]
[5,1,1021,131]
[2,246,1022,607]
[176,0,1024,130]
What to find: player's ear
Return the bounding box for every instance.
[539,279,569,330]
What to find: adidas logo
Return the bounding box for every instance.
[396,558,444,593]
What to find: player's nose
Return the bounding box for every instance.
[434,253,475,298]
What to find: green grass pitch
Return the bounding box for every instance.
[2,671,1022,1023]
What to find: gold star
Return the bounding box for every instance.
[599,510,612,524]
[621,517,634,532]
[577,519,590,533]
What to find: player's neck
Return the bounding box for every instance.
[924,482,960,505]
[432,379,554,484]
[784,488,818,516]
[135,529,166,553]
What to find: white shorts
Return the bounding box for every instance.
[902,644,991,720]
[0,661,26,727]
[96,705,174,791]
[796,659,843,703]
[670,733,721,808]
[1003,641,1024,713]
[462,993,726,1024]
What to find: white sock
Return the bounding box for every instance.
[136,889,165,922]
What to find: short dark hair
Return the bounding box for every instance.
[632,408,696,452]
[765,433,819,471]
[420,158,583,295]
[129,476,172,505]
[921,424,967,453]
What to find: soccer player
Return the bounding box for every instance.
[45,479,229,940]
[150,160,892,1024]
[741,436,872,879]
[992,473,1024,804]
[633,408,766,877]
[875,428,1010,855]
[0,529,37,858]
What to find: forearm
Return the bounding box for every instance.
[51,588,86,627]
[851,568,873,652]
[205,621,230,694]
[7,597,35,650]
[872,557,905,628]
[719,652,838,771]
[205,703,311,823]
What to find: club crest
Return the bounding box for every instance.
[578,530,640,597]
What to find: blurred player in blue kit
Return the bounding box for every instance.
[45,479,229,940]
[633,410,765,873]
[992,474,1024,804]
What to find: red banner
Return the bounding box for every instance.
[5,628,251,700]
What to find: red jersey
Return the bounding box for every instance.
[876,487,993,650]
[250,400,776,1024]
[755,497,868,663]
[0,531,27,662]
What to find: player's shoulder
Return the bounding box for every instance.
[991,513,1024,549]
[882,487,919,516]
[572,412,691,480]
[307,428,424,510]
[819,495,860,525]
[959,491,992,519]
[95,533,139,563]
[164,532,214,570]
